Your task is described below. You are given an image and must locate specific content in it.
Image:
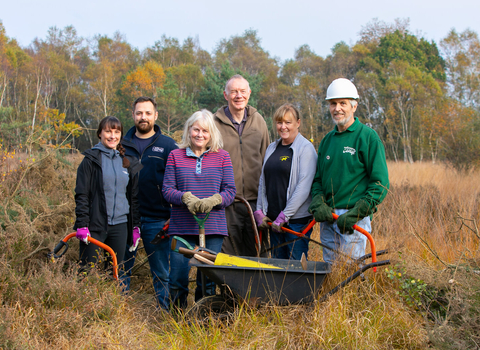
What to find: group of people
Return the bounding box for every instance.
[73,75,389,311]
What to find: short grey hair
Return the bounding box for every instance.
[224,74,250,93]
[350,99,358,108]
[178,109,223,152]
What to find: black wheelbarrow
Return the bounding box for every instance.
[189,250,388,307]
[180,197,390,317]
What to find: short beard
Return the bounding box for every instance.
[332,114,352,127]
[135,122,154,134]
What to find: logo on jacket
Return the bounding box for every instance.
[280,156,290,161]
[152,146,164,153]
[343,146,356,155]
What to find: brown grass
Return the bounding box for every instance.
[1,153,479,349]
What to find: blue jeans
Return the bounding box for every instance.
[121,217,170,310]
[320,209,371,265]
[270,223,312,260]
[169,235,224,309]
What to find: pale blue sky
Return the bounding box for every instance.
[1,0,479,61]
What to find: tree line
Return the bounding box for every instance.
[1,18,480,168]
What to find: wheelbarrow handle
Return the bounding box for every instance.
[49,232,119,281]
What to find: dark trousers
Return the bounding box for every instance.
[221,200,264,257]
[79,223,128,273]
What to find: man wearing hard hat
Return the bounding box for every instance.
[308,78,389,264]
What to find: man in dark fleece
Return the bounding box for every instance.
[121,97,177,310]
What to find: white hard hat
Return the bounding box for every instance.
[325,78,359,100]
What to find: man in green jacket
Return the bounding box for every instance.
[309,78,389,264]
[214,74,270,256]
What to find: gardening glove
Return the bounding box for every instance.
[336,199,374,235]
[129,226,141,252]
[76,227,91,244]
[181,191,201,215]
[308,195,334,223]
[272,211,288,233]
[197,193,222,213]
[253,210,272,230]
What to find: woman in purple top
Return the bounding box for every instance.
[163,109,236,308]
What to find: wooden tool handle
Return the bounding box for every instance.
[194,254,215,265]
[178,247,216,262]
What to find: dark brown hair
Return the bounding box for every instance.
[97,116,130,168]
[132,96,157,111]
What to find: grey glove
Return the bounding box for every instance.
[197,194,222,213]
[182,192,201,215]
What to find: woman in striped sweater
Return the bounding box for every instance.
[163,109,236,308]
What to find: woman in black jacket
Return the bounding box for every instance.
[74,116,142,275]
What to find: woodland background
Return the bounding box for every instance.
[1,18,480,169]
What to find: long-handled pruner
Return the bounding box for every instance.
[48,232,119,280]
[269,215,381,272]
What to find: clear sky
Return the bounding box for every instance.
[2,0,479,62]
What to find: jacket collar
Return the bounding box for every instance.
[124,124,162,142]
[215,105,257,126]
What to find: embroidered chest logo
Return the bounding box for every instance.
[343,146,356,155]
[152,146,164,153]
[280,156,290,161]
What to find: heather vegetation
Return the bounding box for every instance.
[1,147,479,348]
[1,17,480,349]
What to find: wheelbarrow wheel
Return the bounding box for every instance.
[187,295,235,320]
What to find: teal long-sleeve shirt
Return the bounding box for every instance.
[311,117,389,210]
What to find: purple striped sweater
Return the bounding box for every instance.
[162,148,236,236]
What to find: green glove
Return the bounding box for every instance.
[197,194,222,213]
[182,192,201,215]
[336,199,374,235]
[308,195,334,223]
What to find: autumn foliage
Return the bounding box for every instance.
[0,19,479,169]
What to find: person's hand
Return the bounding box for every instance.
[272,211,288,233]
[308,195,334,223]
[197,194,222,213]
[76,227,90,244]
[336,199,373,234]
[129,226,141,252]
[253,210,272,230]
[181,192,201,215]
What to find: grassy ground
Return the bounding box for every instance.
[0,149,479,349]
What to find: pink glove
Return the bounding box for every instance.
[272,211,288,233]
[253,210,266,227]
[254,209,272,230]
[76,227,91,244]
[129,227,141,252]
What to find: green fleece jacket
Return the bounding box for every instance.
[311,117,389,210]
[214,105,270,201]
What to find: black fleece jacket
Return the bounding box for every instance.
[122,125,178,219]
[73,148,142,245]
